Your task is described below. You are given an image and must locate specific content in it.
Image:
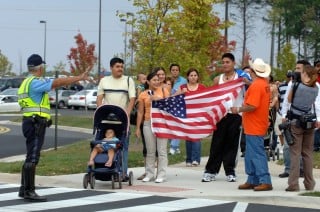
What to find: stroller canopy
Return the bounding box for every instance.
[93,105,129,140]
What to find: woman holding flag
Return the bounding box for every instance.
[135,71,170,183]
[175,68,206,167]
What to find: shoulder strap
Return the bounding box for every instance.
[162,87,165,98]
[292,82,300,100]
[127,76,130,88]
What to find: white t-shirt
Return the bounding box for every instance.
[97,75,136,109]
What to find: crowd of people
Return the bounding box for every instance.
[17,52,320,202]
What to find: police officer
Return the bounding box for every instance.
[17,54,90,202]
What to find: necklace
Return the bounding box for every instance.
[225,72,235,80]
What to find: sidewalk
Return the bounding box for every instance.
[1,156,320,209]
[0,120,319,209]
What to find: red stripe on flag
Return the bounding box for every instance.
[151,78,244,141]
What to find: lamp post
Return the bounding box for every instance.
[40,20,57,150]
[98,0,102,82]
[39,20,47,63]
[120,18,127,75]
[126,12,134,75]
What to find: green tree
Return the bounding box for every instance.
[275,42,296,80]
[229,0,266,66]
[270,0,320,60]
[130,0,236,84]
[0,50,13,76]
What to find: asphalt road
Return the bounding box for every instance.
[0,110,93,159]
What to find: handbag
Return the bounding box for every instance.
[299,113,316,130]
[130,103,138,125]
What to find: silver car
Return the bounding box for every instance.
[49,90,77,109]
[0,88,19,96]
[68,89,97,110]
[0,95,20,112]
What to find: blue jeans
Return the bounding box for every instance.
[283,136,290,173]
[185,140,201,163]
[314,129,320,150]
[170,139,180,150]
[122,130,130,176]
[245,135,272,185]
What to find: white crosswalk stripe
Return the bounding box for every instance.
[1,193,153,212]
[0,183,302,212]
[97,198,232,212]
[0,183,235,212]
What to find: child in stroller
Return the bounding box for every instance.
[88,129,119,167]
[83,105,133,189]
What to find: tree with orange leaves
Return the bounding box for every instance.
[67,33,97,76]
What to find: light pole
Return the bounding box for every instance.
[98,0,102,82]
[126,12,134,75]
[40,20,57,150]
[39,20,47,63]
[120,18,127,75]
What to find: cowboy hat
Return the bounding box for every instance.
[249,58,271,78]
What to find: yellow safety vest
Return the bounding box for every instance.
[18,76,51,119]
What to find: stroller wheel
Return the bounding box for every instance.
[89,173,95,189]
[272,151,276,161]
[111,175,115,189]
[128,171,133,186]
[276,148,280,160]
[83,174,89,189]
[265,150,270,161]
[118,173,122,189]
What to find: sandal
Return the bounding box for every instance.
[137,173,146,180]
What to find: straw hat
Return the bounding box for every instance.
[249,58,271,78]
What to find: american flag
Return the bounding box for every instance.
[151,78,244,141]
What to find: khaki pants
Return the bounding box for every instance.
[143,120,168,180]
[288,124,316,190]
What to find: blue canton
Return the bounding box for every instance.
[152,94,186,118]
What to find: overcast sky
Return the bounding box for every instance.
[0,0,270,74]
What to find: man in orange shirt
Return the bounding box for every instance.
[231,58,273,191]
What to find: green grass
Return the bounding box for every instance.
[277,151,320,169]
[301,192,320,197]
[0,115,212,175]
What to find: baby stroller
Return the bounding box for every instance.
[264,107,279,161]
[83,105,133,189]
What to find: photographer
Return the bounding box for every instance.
[279,60,310,178]
[285,64,318,192]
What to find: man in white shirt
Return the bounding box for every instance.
[97,57,136,180]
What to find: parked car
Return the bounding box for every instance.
[49,90,77,109]
[0,77,25,92]
[0,88,18,97]
[68,89,97,110]
[0,95,20,112]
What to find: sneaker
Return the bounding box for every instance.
[192,161,199,166]
[227,175,236,182]
[186,163,192,167]
[175,149,181,154]
[155,178,165,183]
[278,172,289,178]
[169,148,175,155]
[201,172,215,182]
[142,177,152,182]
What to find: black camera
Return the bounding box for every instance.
[292,72,301,82]
[278,122,294,145]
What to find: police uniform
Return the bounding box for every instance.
[17,54,52,202]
